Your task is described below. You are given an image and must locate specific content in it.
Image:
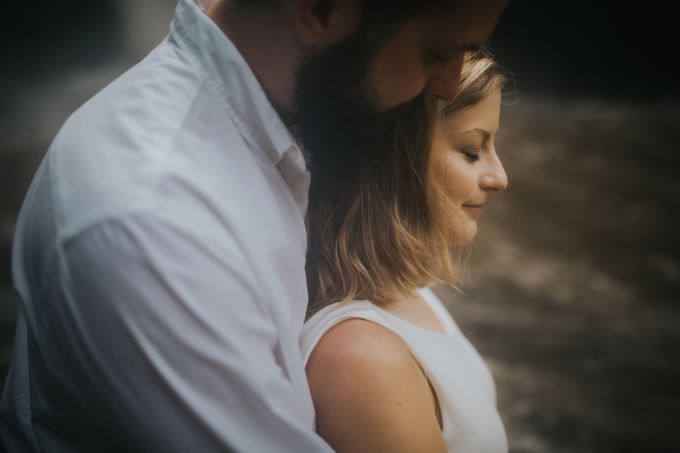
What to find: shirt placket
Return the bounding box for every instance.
[273,145,310,216]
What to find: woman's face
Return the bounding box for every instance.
[430,87,508,244]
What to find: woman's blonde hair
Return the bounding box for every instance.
[306,48,506,310]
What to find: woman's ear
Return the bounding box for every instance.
[294,0,361,48]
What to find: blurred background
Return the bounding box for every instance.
[1,1,678,452]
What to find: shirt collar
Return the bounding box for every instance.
[169,0,297,164]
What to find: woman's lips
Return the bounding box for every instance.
[462,204,484,218]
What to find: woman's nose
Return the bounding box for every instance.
[481,152,508,192]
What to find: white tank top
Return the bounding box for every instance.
[300,287,508,453]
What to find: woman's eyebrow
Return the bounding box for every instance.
[460,128,490,140]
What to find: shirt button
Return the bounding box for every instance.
[267,150,280,163]
[290,175,304,189]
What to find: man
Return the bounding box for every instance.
[0,0,508,451]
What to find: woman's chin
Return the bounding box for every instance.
[451,221,478,246]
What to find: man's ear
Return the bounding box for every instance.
[295,0,361,48]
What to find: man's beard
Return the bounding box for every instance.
[292,32,384,186]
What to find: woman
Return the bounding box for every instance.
[301,49,509,452]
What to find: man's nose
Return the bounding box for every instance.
[423,56,464,101]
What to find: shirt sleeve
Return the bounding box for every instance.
[59,212,331,452]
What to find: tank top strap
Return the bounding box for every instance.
[301,300,403,365]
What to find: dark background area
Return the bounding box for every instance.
[1,1,678,452]
[491,1,677,101]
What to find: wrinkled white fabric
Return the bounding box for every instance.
[195,0,217,10]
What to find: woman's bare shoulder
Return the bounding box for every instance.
[307,318,413,371]
[306,318,446,453]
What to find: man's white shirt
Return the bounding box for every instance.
[0,0,331,451]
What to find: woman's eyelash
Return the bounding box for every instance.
[462,150,480,162]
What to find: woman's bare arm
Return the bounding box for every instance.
[306,318,446,453]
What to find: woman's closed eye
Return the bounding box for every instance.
[461,149,481,162]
